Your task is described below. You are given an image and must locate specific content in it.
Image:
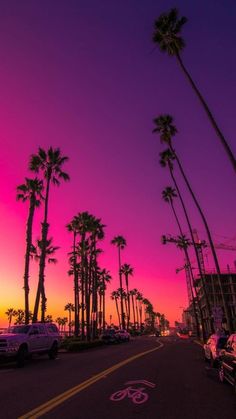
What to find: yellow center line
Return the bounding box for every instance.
[19,341,164,419]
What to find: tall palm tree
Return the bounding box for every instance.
[136,292,143,331]
[5,308,17,328]
[153,8,236,173]
[64,303,75,336]
[89,217,105,340]
[111,235,127,329]
[155,116,232,332]
[142,298,151,327]
[75,212,93,340]
[99,269,111,331]
[30,147,69,322]
[16,177,44,324]
[129,288,138,328]
[67,215,80,336]
[31,237,59,321]
[120,264,133,330]
[160,151,211,336]
[111,290,121,327]
[162,186,202,338]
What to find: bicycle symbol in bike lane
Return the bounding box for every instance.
[110,380,156,404]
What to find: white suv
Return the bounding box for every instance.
[0,323,60,367]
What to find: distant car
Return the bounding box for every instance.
[115,330,130,342]
[177,333,189,339]
[218,333,236,392]
[203,334,227,367]
[161,330,170,337]
[100,329,119,344]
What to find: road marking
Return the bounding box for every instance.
[19,341,164,419]
[110,380,156,404]
[125,380,156,388]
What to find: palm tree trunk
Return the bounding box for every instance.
[24,198,35,324]
[115,298,121,326]
[131,295,136,328]
[169,148,233,332]
[168,164,211,337]
[118,248,125,329]
[135,298,139,329]
[169,199,203,339]
[73,231,79,337]
[99,292,102,331]
[68,310,71,336]
[80,233,86,340]
[139,305,142,331]
[125,275,131,330]
[102,289,106,331]
[33,177,51,322]
[176,52,236,173]
[85,255,90,342]
[88,245,94,340]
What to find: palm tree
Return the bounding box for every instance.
[14,309,25,325]
[89,216,105,340]
[120,264,133,330]
[155,116,232,332]
[64,303,75,336]
[162,186,202,338]
[129,288,138,328]
[111,290,121,327]
[136,292,143,331]
[142,298,151,328]
[30,147,69,322]
[44,315,53,322]
[160,152,211,336]
[31,237,59,322]
[67,215,80,336]
[153,8,236,173]
[99,269,111,331]
[16,177,44,324]
[61,317,68,333]
[5,308,17,328]
[111,236,127,329]
[75,212,93,340]
[55,317,63,332]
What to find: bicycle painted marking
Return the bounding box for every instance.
[110,380,156,404]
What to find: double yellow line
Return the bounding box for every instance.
[19,341,163,419]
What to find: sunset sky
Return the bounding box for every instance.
[0,0,235,328]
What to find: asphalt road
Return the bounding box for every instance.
[1,336,236,418]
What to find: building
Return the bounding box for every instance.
[194,272,236,335]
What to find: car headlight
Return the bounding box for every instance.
[8,341,19,351]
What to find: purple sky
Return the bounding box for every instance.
[0,0,235,326]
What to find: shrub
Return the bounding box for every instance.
[67,340,105,352]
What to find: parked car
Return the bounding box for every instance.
[0,323,60,367]
[218,333,236,392]
[100,328,120,344]
[115,329,130,342]
[203,333,228,367]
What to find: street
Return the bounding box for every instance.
[1,336,235,419]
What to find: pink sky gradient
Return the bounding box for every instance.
[0,0,235,327]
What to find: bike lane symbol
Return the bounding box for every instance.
[110,380,156,404]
